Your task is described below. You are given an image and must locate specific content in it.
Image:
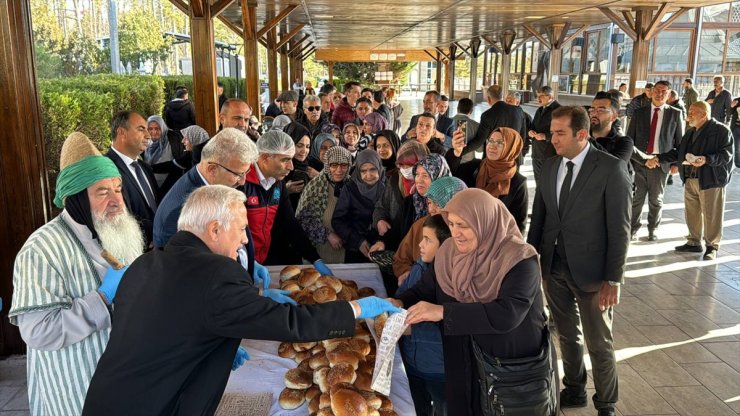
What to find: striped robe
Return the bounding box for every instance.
[9,216,110,416]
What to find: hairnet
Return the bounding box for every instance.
[256,130,295,155]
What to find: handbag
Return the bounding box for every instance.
[470,325,557,416]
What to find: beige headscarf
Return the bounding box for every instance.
[435,188,539,303]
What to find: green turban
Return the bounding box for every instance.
[54,155,120,208]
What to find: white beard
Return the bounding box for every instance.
[93,209,145,266]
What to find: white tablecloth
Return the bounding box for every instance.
[224,263,416,415]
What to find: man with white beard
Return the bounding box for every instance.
[8,132,144,416]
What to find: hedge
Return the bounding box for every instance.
[161,75,245,104]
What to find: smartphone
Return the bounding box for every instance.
[456,119,467,144]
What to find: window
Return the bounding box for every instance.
[732,2,740,23]
[652,31,691,72]
[662,9,696,23]
[703,4,730,23]
[585,29,609,73]
[698,29,726,73]
[615,36,633,74]
[725,31,740,72]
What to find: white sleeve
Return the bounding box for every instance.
[16,291,111,351]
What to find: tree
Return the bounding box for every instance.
[119,9,172,74]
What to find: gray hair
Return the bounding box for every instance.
[303,94,320,104]
[200,127,258,165]
[506,91,521,100]
[177,185,246,234]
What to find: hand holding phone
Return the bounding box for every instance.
[456,119,468,144]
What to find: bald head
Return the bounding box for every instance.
[219,99,253,133]
[687,101,711,129]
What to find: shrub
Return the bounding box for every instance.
[161,75,245,108]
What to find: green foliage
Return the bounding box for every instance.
[39,75,165,177]
[302,56,328,86]
[57,32,110,76]
[333,62,378,85]
[119,9,173,74]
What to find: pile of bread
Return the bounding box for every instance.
[277,266,396,416]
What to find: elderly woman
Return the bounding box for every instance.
[284,122,318,210]
[392,189,546,415]
[180,125,210,165]
[372,130,401,177]
[447,127,528,232]
[296,146,353,264]
[308,132,338,172]
[332,150,386,263]
[393,176,468,284]
[146,115,187,197]
[341,123,363,162]
[372,140,430,252]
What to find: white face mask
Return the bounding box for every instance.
[399,166,414,180]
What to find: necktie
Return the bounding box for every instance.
[558,161,574,218]
[131,161,157,210]
[647,107,660,154]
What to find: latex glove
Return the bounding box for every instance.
[356,296,402,319]
[98,265,129,305]
[232,346,249,371]
[263,288,298,305]
[314,259,333,276]
[252,261,271,291]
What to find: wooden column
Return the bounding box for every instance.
[280,51,289,91]
[241,0,260,118]
[435,55,442,92]
[0,0,51,355]
[328,61,334,83]
[630,9,653,96]
[500,52,511,92]
[189,0,219,135]
[266,28,279,100]
[548,24,565,100]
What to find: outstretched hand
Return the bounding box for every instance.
[405,301,443,324]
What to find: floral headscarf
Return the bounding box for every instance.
[411,154,451,219]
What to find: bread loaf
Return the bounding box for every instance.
[331,388,368,416]
[278,387,305,409]
[284,368,312,390]
[280,265,301,282]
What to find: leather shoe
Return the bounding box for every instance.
[598,409,617,416]
[675,243,703,253]
[559,390,587,408]
[703,246,718,260]
[644,231,657,242]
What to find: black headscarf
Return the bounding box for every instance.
[65,190,98,240]
[372,129,401,172]
[284,122,311,173]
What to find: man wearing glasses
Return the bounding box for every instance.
[589,91,634,167]
[297,94,328,139]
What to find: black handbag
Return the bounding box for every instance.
[470,326,558,416]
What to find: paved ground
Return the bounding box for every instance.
[1,99,738,415]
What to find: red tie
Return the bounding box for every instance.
[647,107,660,154]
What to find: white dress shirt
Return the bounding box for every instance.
[556,143,590,207]
[255,163,276,191]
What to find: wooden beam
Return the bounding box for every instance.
[189,2,218,134]
[256,4,297,39]
[315,49,439,62]
[435,46,451,60]
[599,7,637,41]
[169,0,188,15]
[562,25,588,47]
[291,42,313,58]
[242,0,260,118]
[267,27,278,100]
[210,0,235,17]
[300,47,315,61]
[656,7,693,34]
[511,36,532,53]
[191,0,205,18]
[287,33,310,55]
[481,34,496,46]
[218,15,243,37]
[622,10,636,33]
[453,41,471,57]
[276,24,304,50]
[554,22,571,49]
[523,23,551,48]
[423,49,437,61]
[644,2,670,40]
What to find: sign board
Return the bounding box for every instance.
[635,80,648,89]
[551,75,559,83]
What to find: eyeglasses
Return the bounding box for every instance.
[486,139,506,148]
[305,106,321,112]
[588,107,611,114]
[209,162,246,178]
[328,163,350,170]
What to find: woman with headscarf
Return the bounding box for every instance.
[332,150,386,263]
[393,176,468,284]
[361,112,388,151]
[296,146,353,264]
[447,127,528,232]
[392,189,546,415]
[180,125,210,165]
[308,133,338,172]
[284,122,318,210]
[321,123,342,141]
[371,130,401,177]
[146,115,186,198]
[341,123,364,163]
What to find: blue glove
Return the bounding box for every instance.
[356,296,402,319]
[263,288,298,305]
[252,261,271,290]
[314,259,333,276]
[232,346,249,371]
[98,265,129,304]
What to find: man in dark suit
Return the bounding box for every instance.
[107,111,160,247]
[706,75,733,125]
[528,86,562,182]
[627,80,685,241]
[403,90,454,147]
[463,84,526,158]
[528,106,631,416]
[83,185,399,416]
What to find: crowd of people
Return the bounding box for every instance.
[7,75,735,416]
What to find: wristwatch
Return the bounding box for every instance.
[608,281,621,286]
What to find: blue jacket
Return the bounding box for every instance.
[153,166,255,277]
[396,260,445,379]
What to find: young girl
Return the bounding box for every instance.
[396,214,450,415]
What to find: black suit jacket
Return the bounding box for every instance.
[106,149,159,245]
[403,113,455,145]
[628,104,684,173]
[83,231,356,416]
[527,145,632,292]
[530,101,561,160]
[465,101,526,156]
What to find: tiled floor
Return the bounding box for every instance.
[1,98,738,415]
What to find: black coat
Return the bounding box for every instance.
[591,127,635,176]
[106,149,159,246]
[658,118,734,189]
[530,101,561,160]
[628,104,685,173]
[83,231,356,416]
[446,151,528,232]
[332,181,380,251]
[465,101,526,157]
[163,99,196,131]
[398,257,545,415]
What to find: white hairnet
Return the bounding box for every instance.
[257,130,295,155]
[270,115,292,131]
